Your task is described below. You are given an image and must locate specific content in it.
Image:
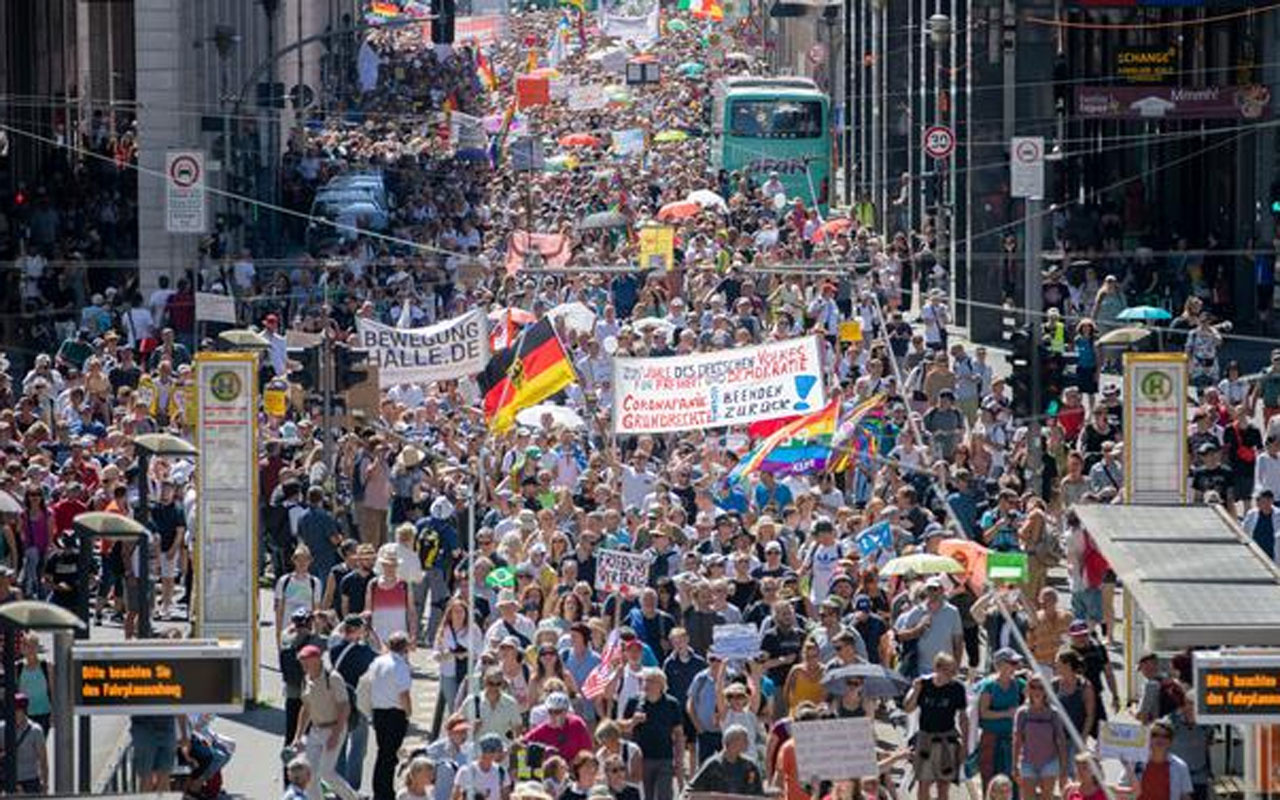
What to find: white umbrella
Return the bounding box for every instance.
[632,317,676,335]
[516,404,587,431]
[687,189,728,211]
[548,301,598,336]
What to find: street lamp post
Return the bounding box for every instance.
[262,0,282,257]
[870,0,884,220]
[0,601,86,795]
[72,511,154,791]
[212,26,240,245]
[929,13,952,309]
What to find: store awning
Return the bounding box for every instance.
[1074,504,1280,649]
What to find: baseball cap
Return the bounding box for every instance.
[993,647,1023,665]
[12,692,28,710]
[342,614,366,630]
[545,692,571,711]
[1067,620,1089,637]
[291,607,313,623]
[852,594,872,613]
[479,733,506,754]
[297,644,323,660]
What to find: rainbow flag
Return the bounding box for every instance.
[831,393,889,472]
[476,50,498,91]
[728,397,840,484]
[370,1,400,18]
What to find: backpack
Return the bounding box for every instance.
[416,526,442,571]
[1157,677,1187,719]
[280,640,306,687]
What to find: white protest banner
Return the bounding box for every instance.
[1099,721,1149,763]
[568,84,607,111]
[355,309,489,388]
[613,335,825,434]
[595,549,649,595]
[792,718,877,781]
[603,0,660,45]
[195,292,237,324]
[711,624,762,661]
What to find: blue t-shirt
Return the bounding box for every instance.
[753,482,793,511]
[977,676,1026,735]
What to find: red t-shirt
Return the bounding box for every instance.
[50,498,87,536]
[1139,759,1171,800]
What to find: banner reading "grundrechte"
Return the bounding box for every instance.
[355,310,490,388]
[612,335,825,434]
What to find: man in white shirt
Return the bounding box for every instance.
[922,290,949,351]
[262,313,288,376]
[369,632,413,800]
[1255,436,1280,500]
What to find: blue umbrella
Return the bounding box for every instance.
[1117,305,1171,322]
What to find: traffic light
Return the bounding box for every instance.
[431,0,455,44]
[334,343,369,392]
[1008,326,1034,421]
[1270,176,1280,215]
[287,345,321,391]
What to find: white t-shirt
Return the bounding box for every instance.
[454,761,506,800]
[368,651,413,710]
[806,541,843,603]
[621,465,657,510]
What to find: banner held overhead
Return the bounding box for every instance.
[355,310,490,388]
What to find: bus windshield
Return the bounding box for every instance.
[728,99,824,139]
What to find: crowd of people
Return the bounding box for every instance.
[2,1,1280,800]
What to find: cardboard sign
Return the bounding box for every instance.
[987,551,1028,583]
[1099,721,1149,763]
[595,549,649,595]
[710,624,762,661]
[516,75,550,108]
[792,718,878,781]
[838,320,863,342]
[195,292,238,324]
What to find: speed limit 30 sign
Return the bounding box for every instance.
[923,125,955,160]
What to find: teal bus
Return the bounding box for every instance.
[710,76,831,209]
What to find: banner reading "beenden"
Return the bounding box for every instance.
[355,310,489,388]
[612,336,824,434]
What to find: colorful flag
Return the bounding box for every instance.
[855,521,894,557]
[677,0,722,20]
[476,50,498,91]
[831,393,889,472]
[371,0,400,18]
[728,397,840,484]
[582,635,622,700]
[478,319,577,432]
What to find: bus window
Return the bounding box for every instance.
[728,100,824,139]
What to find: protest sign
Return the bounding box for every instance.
[613,336,825,434]
[792,718,877,781]
[354,310,489,388]
[987,551,1028,583]
[550,75,577,101]
[838,320,863,342]
[196,292,237,324]
[569,84,607,111]
[637,225,674,270]
[1099,721,1149,763]
[711,624,762,661]
[595,549,649,595]
[451,112,487,154]
[612,128,646,157]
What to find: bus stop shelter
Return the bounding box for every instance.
[1074,503,1280,798]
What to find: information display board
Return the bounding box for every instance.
[73,640,244,716]
[1124,353,1188,504]
[1194,651,1280,724]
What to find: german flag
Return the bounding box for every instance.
[479,318,576,432]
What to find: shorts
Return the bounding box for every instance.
[160,550,179,579]
[1020,759,1059,781]
[914,732,963,783]
[132,721,176,776]
[1071,588,1103,624]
